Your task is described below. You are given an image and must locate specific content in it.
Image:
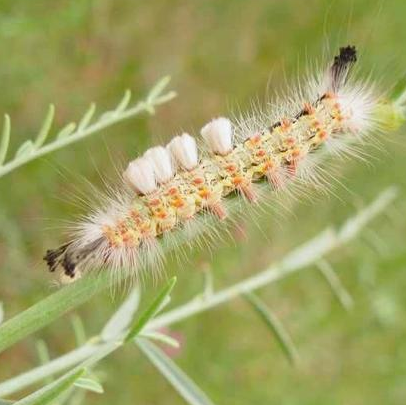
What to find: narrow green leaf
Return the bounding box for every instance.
[244,293,299,366]
[115,89,132,113]
[36,340,51,366]
[34,104,55,148]
[74,377,104,394]
[15,140,34,159]
[0,303,3,325]
[0,398,12,405]
[317,260,354,311]
[0,114,10,165]
[156,295,171,315]
[35,340,52,384]
[154,90,177,106]
[56,122,76,139]
[125,277,176,342]
[101,286,141,342]
[0,273,112,354]
[0,75,175,179]
[16,368,85,405]
[137,338,212,405]
[70,314,87,346]
[140,331,180,348]
[147,76,171,103]
[78,102,96,131]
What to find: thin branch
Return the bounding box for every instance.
[0,76,176,179]
[148,186,398,330]
[0,186,397,397]
[316,260,354,311]
[244,293,299,365]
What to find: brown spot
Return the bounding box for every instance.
[226,164,237,172]
[193,177,204,185]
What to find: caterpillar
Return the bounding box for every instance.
[44,45,384,284]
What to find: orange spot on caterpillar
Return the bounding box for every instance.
[130,210,140,219]
[262,159,276,171]
[256,149,266,157]
[171,197,185,208]
[291,149,301,159]
[153,206,168,220]
[281,118,291,131]
[232,175,244,186]
[247,134,261,147]
[121,229,139,247]
[311,119,321,128]
[225,164,237,173]
[140,222,153,236]
[148,198,161,207]
[285,136,295,147]
[193,177,204,185]
[318,129,328,140]
[167,187,178,195]
[198,187,210,199]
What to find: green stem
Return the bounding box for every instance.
[0,79,176,179]
[0,186,397,396]
[0,275,111,354]
[148,186,398,329]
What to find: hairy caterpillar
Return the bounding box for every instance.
[44,45,383,284]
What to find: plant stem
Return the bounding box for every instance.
[148,186,397,329]
[0,274,111,354]
[0,344,105,398]
[0,187,396,356]
[0,80,176,179]
[0,186,397,397]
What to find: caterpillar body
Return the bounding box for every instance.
[44,46,379,283]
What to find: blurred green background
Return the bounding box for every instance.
[1,0,406,404]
